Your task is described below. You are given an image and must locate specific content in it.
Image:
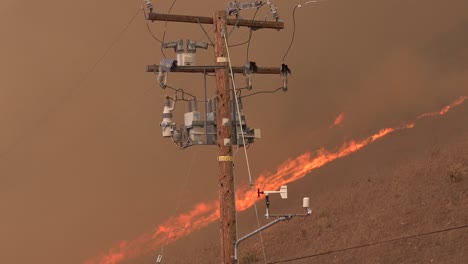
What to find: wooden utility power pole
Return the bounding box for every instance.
[213,11,236,264]
[146,9,284,264]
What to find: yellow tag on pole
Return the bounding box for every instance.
[217,156,233,162]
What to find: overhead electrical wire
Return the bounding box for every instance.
[228,3,266,49]
[240,87,283,99]
[160,0,178,58]
[142,7,163,43]
[283,0,327,62]
[282,5,297,62]
[142,0,217,50]
[0,7,142,163]
[196,18,215,46]
[228,17,240,37]
[246,3,265,61]
[88,8,142,77]
[227,32,252,48]
[268,223,468,263]
[164,85,201,102]
[158,149,200,260]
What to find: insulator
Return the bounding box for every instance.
[161,96,175,137]
[246,74,253,90]
[229,8,240,17]
[281,73,288,92]
[163,97,171,107]
[269,3,280,20]
[188,99,197,112]
[227,1,240,16]
[157,72,167,88]
[280,63,290,92]
[144,0,154,13]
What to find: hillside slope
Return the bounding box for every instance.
[139,105,468,264]
[258,139,468,264]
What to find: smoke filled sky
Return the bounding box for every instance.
[0,0,467,263]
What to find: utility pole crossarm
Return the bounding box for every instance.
[146,12,284,30]
[146,65,281,74]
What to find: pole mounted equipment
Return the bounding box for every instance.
[227,1,264,17]
[157,59,177,88]
[163,39,184,53]
[267,0,280,21]
[244,61,258,90]
[160,96,176,138]
[162,39,208,66]
[145,8,290,264]
[235,185,312,259]
[187,40,209,53]
[281,63,291,91]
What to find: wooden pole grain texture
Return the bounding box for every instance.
[214,10,237,264]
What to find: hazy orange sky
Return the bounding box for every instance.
[1,0,467,263]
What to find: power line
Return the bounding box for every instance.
[246,4,266,61]
[143,1,215,48]
[0,7,141,163]
[90,9,141,77]
[142,8,163,43]
[160,0,178,58]
[229,4,265,49]
[164,85,199,101]
[196,18,215,46]
[228,17,240,37]
[240,87,283,99]
[268,224,468,263]
[282,5,297,62]
[228,32,252,48]
[283,0,328,62]
[158,149,199,260]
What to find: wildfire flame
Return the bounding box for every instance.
[418,96,467,118]
[330,112,345,128]
[85,96,466,264]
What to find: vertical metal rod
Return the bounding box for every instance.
[203,68,208,144]
[231,73,237,146]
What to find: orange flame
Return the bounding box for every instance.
[330,112,345,128]
[418,96,467,118]
[85,96,466,264]
[84,201,219,264]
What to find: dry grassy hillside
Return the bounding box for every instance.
[257,139,468,264]
[135,106,468,264]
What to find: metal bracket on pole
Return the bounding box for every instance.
[234,186,312,260]
[234,216,292,260]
